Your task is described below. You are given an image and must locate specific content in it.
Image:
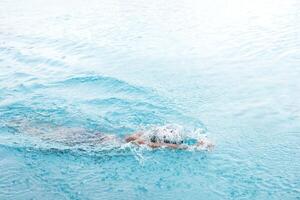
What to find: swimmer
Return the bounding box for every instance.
[7,120,213,150]
[124,125,214,150]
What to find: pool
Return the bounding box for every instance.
[0,0,299,199]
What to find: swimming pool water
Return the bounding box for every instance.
[0,0,300,199]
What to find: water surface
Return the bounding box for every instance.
[0,0,300,199]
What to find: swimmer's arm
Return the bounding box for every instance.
[147,142,163,148]
[164,143,188,150]
[125,132,143,143]
[148,142,188,149]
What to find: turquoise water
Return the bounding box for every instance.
[1,0,300,199]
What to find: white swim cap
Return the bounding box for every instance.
[146,124,184,144]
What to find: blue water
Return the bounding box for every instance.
[1,0,300,199]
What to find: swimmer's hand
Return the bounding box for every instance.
[196,138,214,150]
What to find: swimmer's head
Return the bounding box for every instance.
[149,124,184,144]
